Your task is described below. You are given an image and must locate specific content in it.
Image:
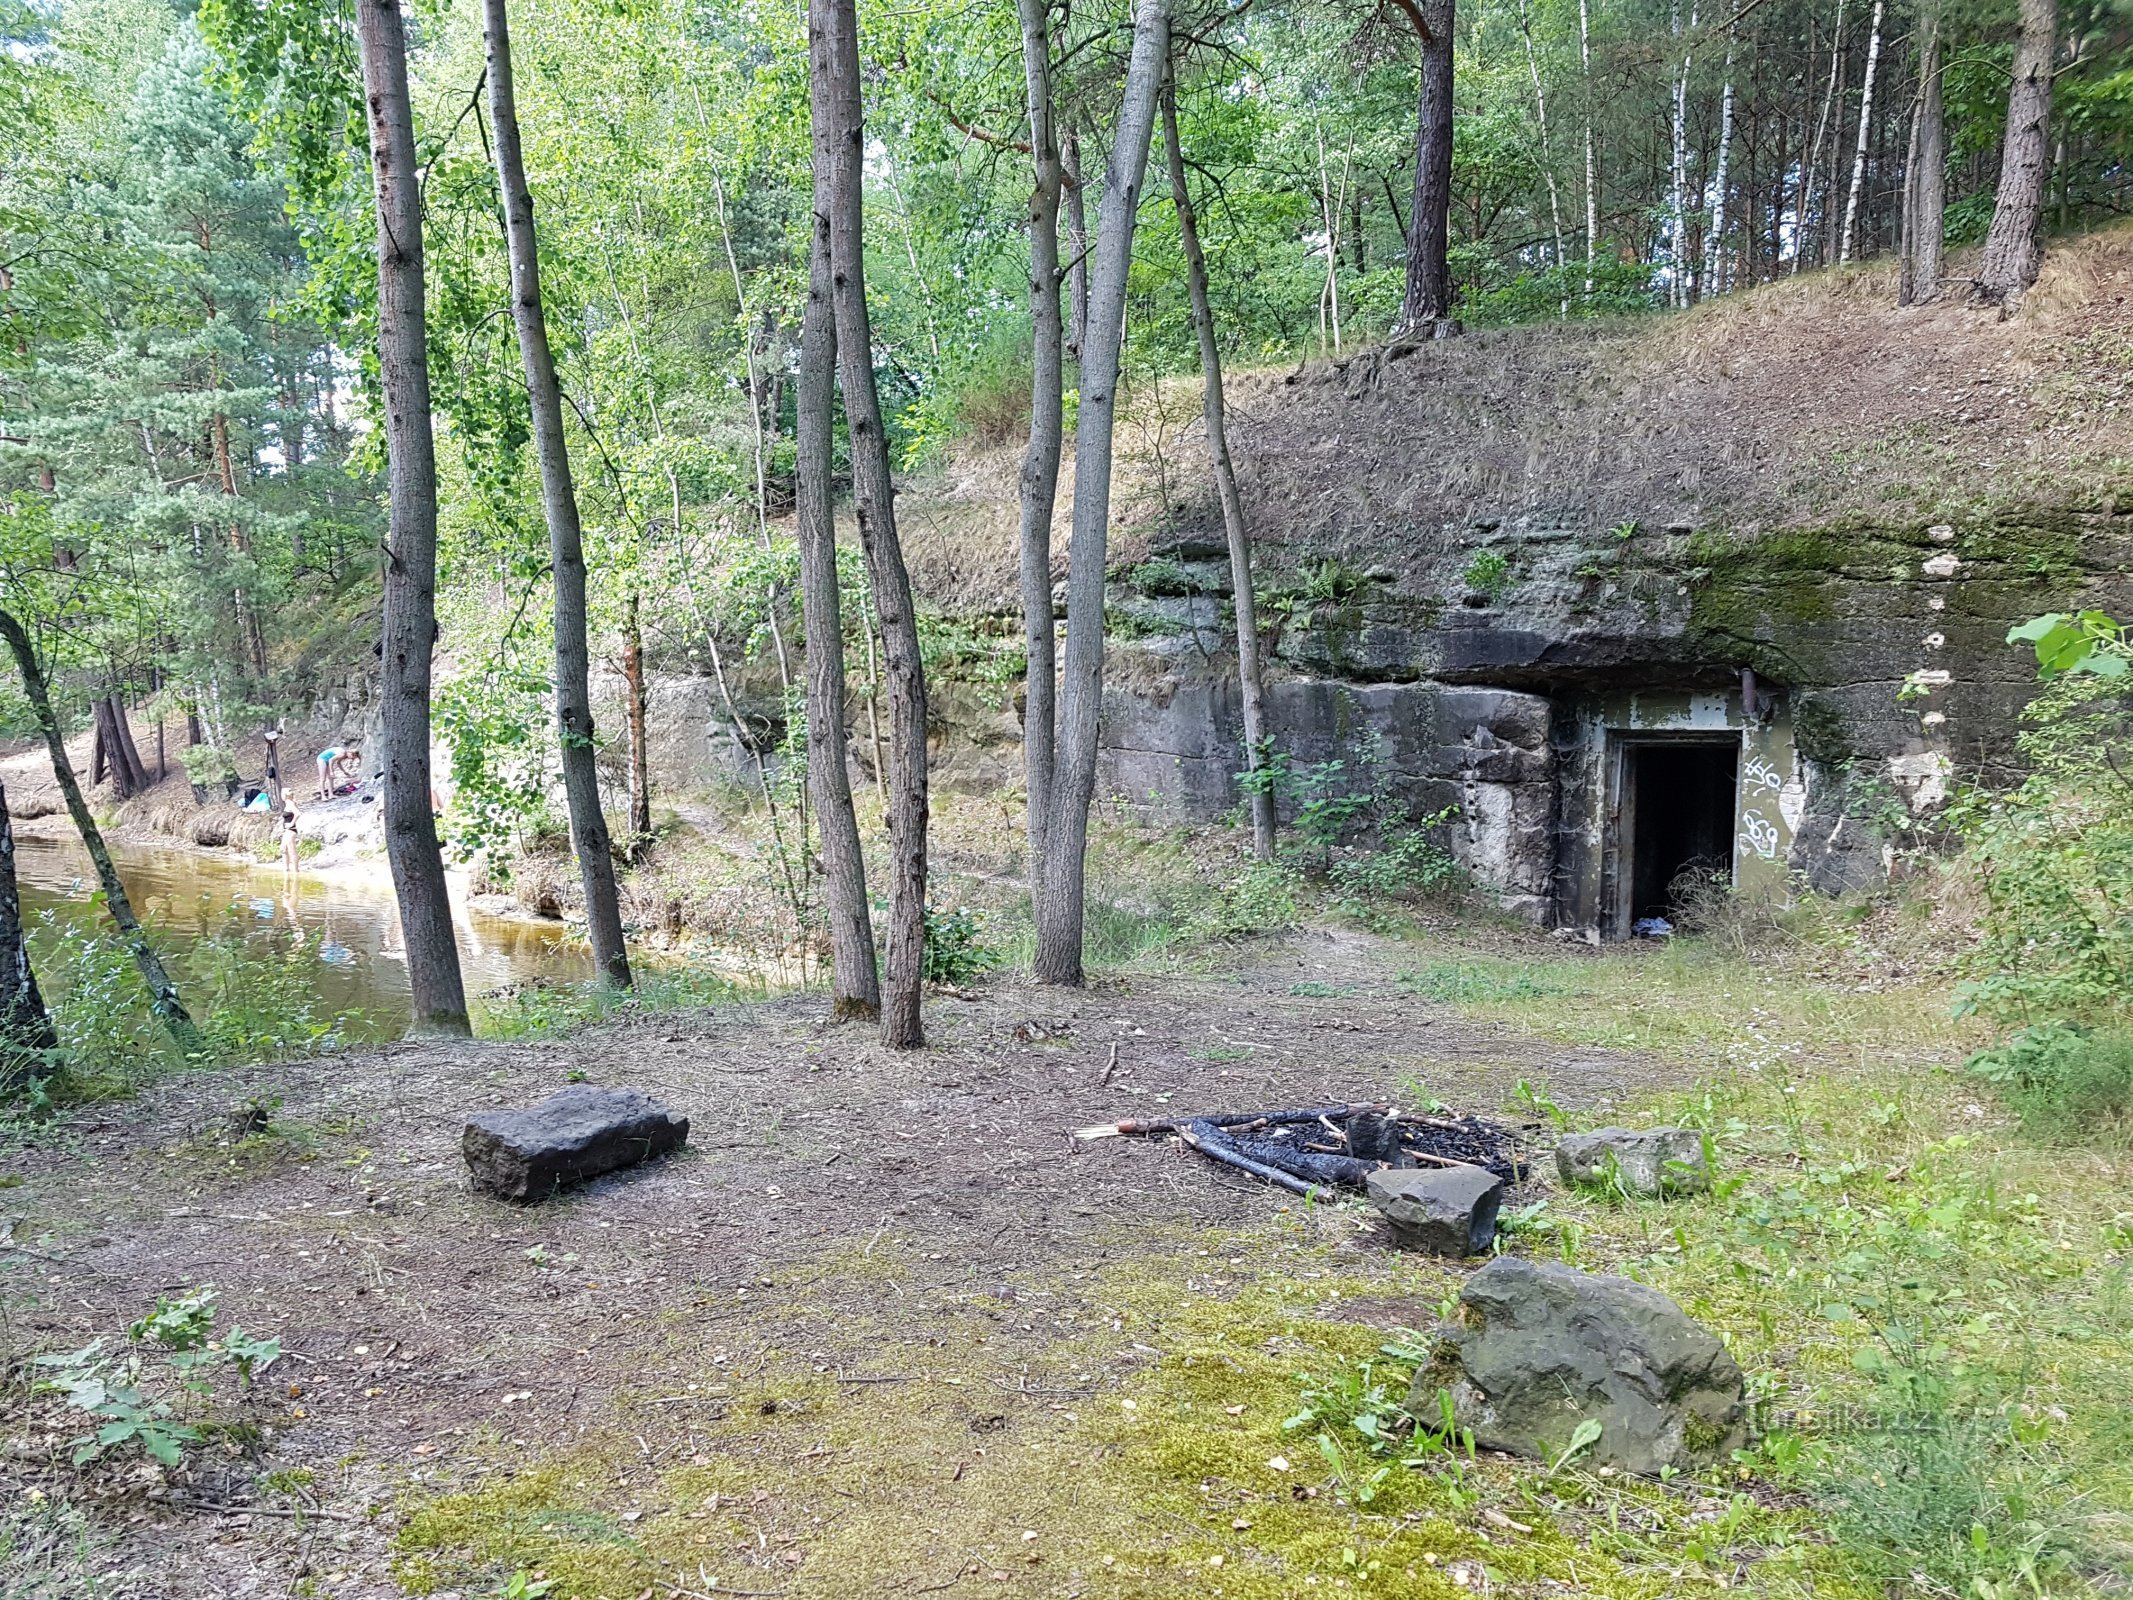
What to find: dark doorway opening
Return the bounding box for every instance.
[1626,740,1738,923]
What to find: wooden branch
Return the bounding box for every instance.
[923,89,1030,155]
[1382,0,1433,46]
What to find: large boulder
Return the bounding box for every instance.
[1366,1165,1504,1256]
[1415,1256,1745,1476]
[1554,1126,1709,1196]
[464,1086,689,1202]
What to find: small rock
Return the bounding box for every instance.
[1366,1165,1504,1256]
[1420,1256,1745,1476]
[1554,1126,1708,1196]
[463,1086,689,1202]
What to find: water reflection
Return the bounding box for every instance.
[11,830,594,1038]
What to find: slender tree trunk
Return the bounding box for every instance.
[813,0,929,1048]
[484,0,631,991]
[1398,0,1455,332]
[1667,0,1696,306]
[1034,0,1169,986]
[624,592,652,846]
[1017,0,1066,895]
[1063,126,1090,363]
[1797,0,1847,271]
[356,0,469,1037]
[1899,2,1945,304]
[1838,0,1884,264]
[1703,33,1736,294]
[1580,0,1597,293]
[1517,0,1568,299]
[1974,0,2056,302]
[0,610,199,1054]
[1162,66,1274,864]
[0,781,57,1092]
[797,79,881,1024]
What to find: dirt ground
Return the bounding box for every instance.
[0,927,1675,1600]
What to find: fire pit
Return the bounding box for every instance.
[1075,1101,1528,1200]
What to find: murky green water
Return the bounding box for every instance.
[12,831,595,1038]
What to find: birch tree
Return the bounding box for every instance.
[1580,0,1597,291]
[1837,0,1884,265]
[1162,61,1274,863]
[1701,31,1735,295]
[812,0,929,1046]
[356,0,468,1037]
[483,0,631,990]
[1034,0,1169,986]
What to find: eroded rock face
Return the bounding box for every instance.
[1366,1165,1505,1255]
[1554,1126,1709,1196]
[463,1086,689,1202]
[1418,1257,1745,1476]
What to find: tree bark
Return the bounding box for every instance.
[1063,127,1091,362]
[1162,66,1274,864]
[1898,2,1945,305]
[1797,0,1847,272]
[108,696,149,796]
[1034,0,1169,986]
[1667,0,1695,306]
[0,780,57,1093]
[1702,34,1736,295]
[356,0,470,1037]
[1016,0,1066,893]
[1973,0,2055,303]
[624,591,652,847]
[812,0,929,1048]
[0,610,200,1055]
[1397,0,1455,332]
[1580,0,1597,292]
[797,77,881,1024]
[1517,0,1567,292]
[484,0,632,991]
[1838,0,1885,265]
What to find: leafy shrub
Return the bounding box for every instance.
[1329,817,1464,908]
[921,904,999,985]
[1966,1022,2133,1142]
[1460,549,1512,602]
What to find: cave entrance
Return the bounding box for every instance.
[1618,737,1739,928]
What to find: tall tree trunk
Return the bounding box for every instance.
[1838,0,1885,264]
[624,591,652,847]
[797,74,881,1024]
[1063,126,1090,363]
[1898,2,1945,304]
[1579,0,1597,293]
[0,781,57,1093]
[1702,33,1736,294]
[108,696,148,795]
[1797,0,1847,272]
[1162,66,1274,864]
[210,412,270,680]
[356,0,469,1037]
[1974,0,2056,303]
[1016,0,1066,894]
[0,611,199,1055]
[1517,0,1567,295]
[813,0,929,1048]
[1397,0,1455,332]
[484,0,632,991]
[1034,0,1169,986]
[1667,0,1695,306]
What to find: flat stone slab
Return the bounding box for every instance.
[1555,1126,1709,1196]
[1417,1256,1745,1476]
[463,1086,689,1202]
[1366,1164,1504,1255]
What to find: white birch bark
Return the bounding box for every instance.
[1701,33,1736,295]
[1838,0,1885,265]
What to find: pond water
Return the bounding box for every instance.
[12,830,596,1038]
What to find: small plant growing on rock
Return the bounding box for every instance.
[1461,549,1513,603]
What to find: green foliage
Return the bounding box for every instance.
[437,666,558,880]
[2008,610,2133,680]
[1327,813,1464,910]
[31,1287,277,1467]
[1966,1023,2133,1143]
[920,904,998,986]
[1460,549,1513,601]
[1399,961,1586,1005]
